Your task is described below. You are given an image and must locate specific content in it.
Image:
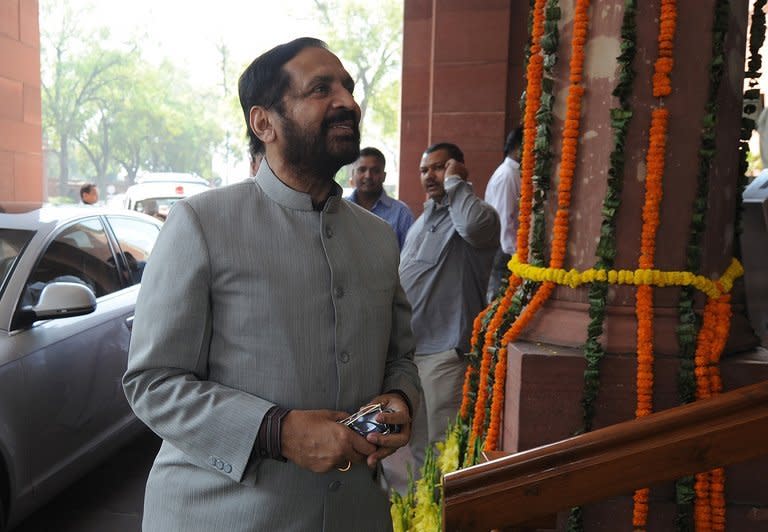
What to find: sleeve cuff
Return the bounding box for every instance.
[254,405,291,462]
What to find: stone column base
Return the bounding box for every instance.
[501,341,768,531]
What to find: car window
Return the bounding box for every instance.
[107,216,160,285]
[22,218,122,307]
[0,228,35,296]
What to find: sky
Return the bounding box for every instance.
[87,1,322,87]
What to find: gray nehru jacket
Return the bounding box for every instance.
[399,176,500,355]
[123,163,420,531]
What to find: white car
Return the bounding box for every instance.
[123,172,211,219]
[0,205,162,530]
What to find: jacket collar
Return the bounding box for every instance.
[254,160,342,213]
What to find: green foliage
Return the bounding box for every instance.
[673,3,732,530]
[571,2,637,528]
[40,0,227,194]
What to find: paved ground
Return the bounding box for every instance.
[13,429,160,532]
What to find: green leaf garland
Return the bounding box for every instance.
[674,2,731,530]
[569,2,636,529]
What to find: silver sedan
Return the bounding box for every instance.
[0,205,162,530]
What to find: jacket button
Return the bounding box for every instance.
[329,480,341,491]
[216,459,224,470]
[339,351,350,363]
[325,225,334,238]
[335,286,344,298]
[224,464,232,473]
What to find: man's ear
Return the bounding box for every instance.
[249,106,276,144]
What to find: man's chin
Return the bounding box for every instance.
[330,141,361,166]
[425,185,444,199]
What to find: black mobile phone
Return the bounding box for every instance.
[338,403,402,437]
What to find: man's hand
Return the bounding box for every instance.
[281,409,377,473]
[360,393,413,468]
[445,158,468,181]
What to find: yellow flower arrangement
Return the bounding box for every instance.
[507,255,744,299]
[436,426,461,476]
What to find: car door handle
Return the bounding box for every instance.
[125,315,134,331]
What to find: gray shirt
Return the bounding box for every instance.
[400,176,500,355]
[124,163,420,531]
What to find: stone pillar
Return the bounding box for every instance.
[399,0,529,216]
[501,2,768,529]
[514,0,757,355]
[0,0,43,207]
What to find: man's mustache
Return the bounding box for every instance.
[323,109,359,130]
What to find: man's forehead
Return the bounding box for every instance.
[283,47,350,84]
[421,149,448,165]
[357,155,383,166]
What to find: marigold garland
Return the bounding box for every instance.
[464,0,548,456]
[481,0,590,453]
[459,301,496,420]
[633,106,671,529]
[675,4,731,528]
[689,293,732,532]
[485,281,555,449]
[634,1,677,525]
[652,0,678,97]
[507,256,743,300]
[517,0,547,263]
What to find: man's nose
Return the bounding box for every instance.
[335,85,360,113]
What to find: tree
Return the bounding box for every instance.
[40,1,127,195]
[73,49,140,190]
[41,0,227,192]
[110,60,222,184]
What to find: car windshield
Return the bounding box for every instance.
[135,198,178,218]
[1,228,35,296]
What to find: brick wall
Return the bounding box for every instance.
[0,0,42,206]
[398,0,528,216]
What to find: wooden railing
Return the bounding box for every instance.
[443,380,768,531]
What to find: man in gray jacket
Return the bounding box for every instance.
[123,37,420,531]
[399,142,500,471]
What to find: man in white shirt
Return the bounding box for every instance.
[484,127,522,301]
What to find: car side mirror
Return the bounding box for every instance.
[23,281,97,321]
